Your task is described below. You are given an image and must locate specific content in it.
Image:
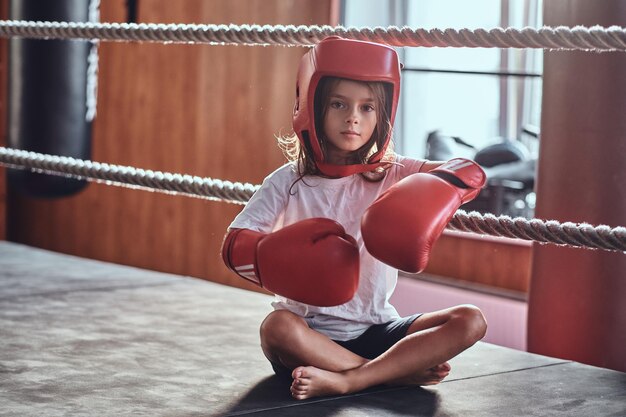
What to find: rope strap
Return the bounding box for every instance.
[1,146,624,253]
[0,21,625,51]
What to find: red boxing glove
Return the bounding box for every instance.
[361,158,486,273]
[221,218,360,307]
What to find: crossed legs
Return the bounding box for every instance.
[260,305,487,400]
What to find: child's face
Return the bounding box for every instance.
[322,80,377,164]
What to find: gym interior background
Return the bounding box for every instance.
[0,0,624,373]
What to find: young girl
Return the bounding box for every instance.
[222,36,487,400]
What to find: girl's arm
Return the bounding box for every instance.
[419,160,446,173]
[227,165,291,233]
[392,154,444,177]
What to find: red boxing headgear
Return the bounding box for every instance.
[292,37,401,177]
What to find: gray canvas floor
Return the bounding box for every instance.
[1,241,624,416]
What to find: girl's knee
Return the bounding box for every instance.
[260,310,308,347]
[452,304,488,343]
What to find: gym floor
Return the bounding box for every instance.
[1,241,624,416]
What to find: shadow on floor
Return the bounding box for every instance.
[218,375,442,417]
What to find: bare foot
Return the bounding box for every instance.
[390,362,451,386]
[290,366,350,400]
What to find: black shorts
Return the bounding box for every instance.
[270,313,422,378]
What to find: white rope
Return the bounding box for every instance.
[0,21,625,51]
[0,147,258,205]
[1,146,625,253]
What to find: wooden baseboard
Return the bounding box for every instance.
[422,230,532,293]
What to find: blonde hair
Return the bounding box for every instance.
[278,77,396,184]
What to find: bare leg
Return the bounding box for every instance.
[260,310,368,373]
[388,309,464,386]
[290,304,487,400]
[388,361,452,386]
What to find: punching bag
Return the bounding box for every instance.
[527,0,626,372]
[7,0,97,198]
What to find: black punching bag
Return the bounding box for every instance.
[7,0,96,198]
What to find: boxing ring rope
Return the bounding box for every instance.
[0,20,625,51]
[0,147,257,206]
[1,146,625,253]
[1,20,625,252]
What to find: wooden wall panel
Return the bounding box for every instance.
[5,0,531,295]
[424,231,532,293]
[8,0,336,291]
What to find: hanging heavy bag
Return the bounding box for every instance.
[7,0,96,198]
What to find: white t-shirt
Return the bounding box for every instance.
[229,154,425,341]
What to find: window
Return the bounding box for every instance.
[342,0,542,159]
